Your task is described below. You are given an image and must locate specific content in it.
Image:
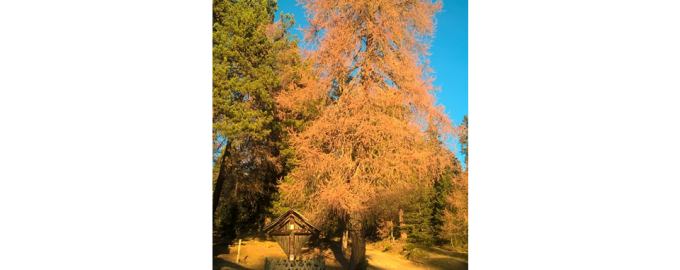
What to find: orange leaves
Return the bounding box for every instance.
[279,0,453,223]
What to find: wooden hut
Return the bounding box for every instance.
[262,208,320,261]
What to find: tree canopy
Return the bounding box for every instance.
[211,1,468,267]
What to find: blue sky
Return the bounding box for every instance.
[276,0,468,160]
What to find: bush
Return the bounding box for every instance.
[402,244,416,253]
[406,248,429,263]
[384,243,392,252]
[356,256,369,270]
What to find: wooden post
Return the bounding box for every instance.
[236,239,241,263]
[289,216,295,261]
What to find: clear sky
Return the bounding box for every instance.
[277,0,468,160]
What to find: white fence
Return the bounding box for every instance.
[264,257,326,270]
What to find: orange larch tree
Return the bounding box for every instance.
[439,169,468,251]
[277,1,453,269]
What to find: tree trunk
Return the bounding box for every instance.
[399,209,407,239]
[389,220,394,243]
[347,214,366,270]
[348,226,366,270]
[234,178,238,197]
[342,229,348,251]
[212,142,232,218]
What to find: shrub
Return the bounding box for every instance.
[403,244,416,253]
[384,243,393,252]
[406,248,429,263]
[356,256,369,270]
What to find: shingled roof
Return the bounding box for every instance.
[262,208,319,233]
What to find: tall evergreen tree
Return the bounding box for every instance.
[431,153,462,243]
[459,115,468,168]
[212,0,298,240]
[402,189,436,246]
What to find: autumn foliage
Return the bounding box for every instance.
[281,0,450,217]
[274,0,456,268]
[213,0,467,268]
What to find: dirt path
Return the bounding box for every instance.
[213,239,467,270]
[364,246,423,270]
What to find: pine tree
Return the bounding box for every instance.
[431,154,462,244]
[402,189,436,246]
[212,0,299,240]
[459,115,468,168]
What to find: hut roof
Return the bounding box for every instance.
[262,208,319,233]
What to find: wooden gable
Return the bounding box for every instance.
[262,209,319,260]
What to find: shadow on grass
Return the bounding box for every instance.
[213,244,231,256]
[420,246,468,261]
[213,256,250,270]
[423,257,468,270]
